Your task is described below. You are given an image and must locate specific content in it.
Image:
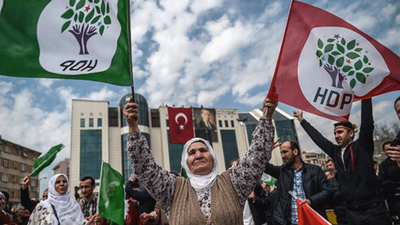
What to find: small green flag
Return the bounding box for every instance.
[0,0,131,86]
[261,173,276,187]
[98,162,125,225]
[30,144,65,177]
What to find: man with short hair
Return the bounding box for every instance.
[264,140,332,225]
[294,98,391,225]
[78,176,97,219]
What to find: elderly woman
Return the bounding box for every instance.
[124,96,277,225]
[28,174,96,225]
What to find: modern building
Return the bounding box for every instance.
[69,93,298,190]
[52,158,70,177]
[0,136,41,207]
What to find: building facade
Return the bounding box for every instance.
[69,94,298,189]
[52,158,70,177]
[0,136,41,207]
[303,151,330,170]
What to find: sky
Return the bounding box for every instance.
[1,0,400,194]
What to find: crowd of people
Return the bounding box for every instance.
[1,95,399,225]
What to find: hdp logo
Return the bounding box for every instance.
[298,27,389,116]
[37,0,121,75]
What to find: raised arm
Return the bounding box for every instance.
[358,99,374,155]
[229,97,276,206]
[294,110,337,158]
[124,96,176,213]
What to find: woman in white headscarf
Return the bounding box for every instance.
[124,96,278,225]
[28,174,95,225]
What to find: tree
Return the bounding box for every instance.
[61,0,113,55]
[316,35,375,89]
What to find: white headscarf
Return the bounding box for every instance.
[181,138,219,191]
[42,174,85,225]
[0,191,5,210]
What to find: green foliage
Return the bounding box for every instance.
[60,0,113,36]
[315,35,375,90]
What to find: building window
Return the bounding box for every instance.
[80,130,102,179]
[89,118,94,127]
[11,175,16,183]
[97,118,102,127]
[1,174,8,182]
[3,160,9,168]
[13,162,17,169]
[21,164,26,172]
[219,120,223,127]
[221,130,239,170]
[225,120,229,128]
[11,190,15,198]
[80,118,85,127]
[231,120,235,127]
[22,152,28,158]
[19,177,23,185]
[31,179,37,187]
[166,120,169,127]
[4,145,11,153]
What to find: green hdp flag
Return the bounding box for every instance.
[30,144,65,177]
[261,173,276,187]
[0,0,131,86]
[98,162,125,225]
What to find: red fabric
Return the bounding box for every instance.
[270,0,400,121]
[125,200,140,225]
[168,107,194,144]
[297,199,331,225]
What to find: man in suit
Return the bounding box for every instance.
[196,108,218,143]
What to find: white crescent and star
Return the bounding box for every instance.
[175,113,188,130]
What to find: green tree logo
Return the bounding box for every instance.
[61,0,112,55]
[316,35,374,89]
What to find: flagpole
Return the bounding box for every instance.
[268,0,295,96]
[126,0,135,100]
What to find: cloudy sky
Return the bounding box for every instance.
[1,0,400,192]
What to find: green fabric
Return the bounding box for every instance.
[0,0,131,86]
[98,162,125,225]
[30,144,65,177]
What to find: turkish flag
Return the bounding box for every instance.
[168,107,195,144]
[297,199,332,225]
[269,0,400,121]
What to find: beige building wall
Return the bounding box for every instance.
[70,99,110,190]
[0,139,41,207]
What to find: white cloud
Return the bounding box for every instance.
[381,4,397,19]
[38,79,55,88]
[197,85,230,106]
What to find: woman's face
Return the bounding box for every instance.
[17,205,28,217]
[0,196,5,209]
[55,175,68,195]
[187,142,214,175]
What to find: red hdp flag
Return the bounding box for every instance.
[269,0,400,121]
[296,199,332,225]
[168,107,195,144]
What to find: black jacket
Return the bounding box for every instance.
[264,162,332,225]
[247,183,271,225]
[125,180,156,215]
[300,99,384,207]
[20,188,38,213]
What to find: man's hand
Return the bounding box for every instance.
[248,191,255,200]
[300,199,311,206]
[22,176,30,190]
[129,174,136,182]
[262,97,278,119]
[271,138,282,150]
[293,110,304,122]
[386,146,400,167]
[123,96,139,133]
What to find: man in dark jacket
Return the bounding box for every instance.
[294,98,391,225]
[264,140,332,225]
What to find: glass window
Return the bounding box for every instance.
[13,162,17,169]
[11,190,15,198]
[80,118,85,128]
[31,179,37,187]
[11,175,16,183]
[166,120,169,127]
[80,130,102,179]
[231,120,235,127]
[167,132,185,173]
[97,118,102,127]
[4,145,11,153]
[221,130,239,170]
[219,120,223,127]
[21,164,26,172]
[89,118,94,127]
[2,173,8,182]
[225,120,229,127]
[3,160,9,168]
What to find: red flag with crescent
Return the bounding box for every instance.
[296,198,332,225]
[269,0,400,121]
[168,107,195,144]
